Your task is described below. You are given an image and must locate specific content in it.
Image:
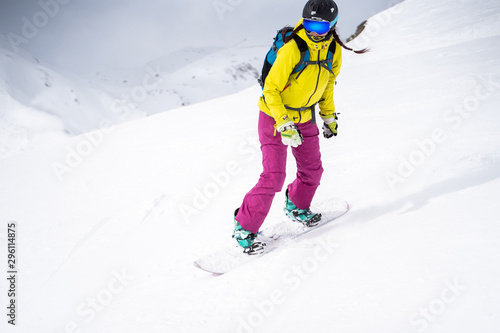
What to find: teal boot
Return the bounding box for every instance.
[232,209,265,255]
[284,190,322,227]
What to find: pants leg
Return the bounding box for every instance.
[235,112,287,233]
[287,121,324,209]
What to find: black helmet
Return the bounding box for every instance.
[302,0,339,23]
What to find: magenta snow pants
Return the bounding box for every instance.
[235,111,324,234]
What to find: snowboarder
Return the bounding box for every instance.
[233,0,367,254]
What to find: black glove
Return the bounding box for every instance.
[322,117,338,138]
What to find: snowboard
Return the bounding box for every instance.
[193,198,349,275]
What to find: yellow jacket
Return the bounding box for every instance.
[258,19,342,124]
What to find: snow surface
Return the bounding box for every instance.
[1,0,500,332]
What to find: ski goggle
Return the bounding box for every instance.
[303,17,338,34]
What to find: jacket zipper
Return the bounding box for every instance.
[303,50,322,111]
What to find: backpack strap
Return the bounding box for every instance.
[259,29,337,87]
[322,40,337,75]
[295,38,337,80]
[284,104,317,124]
[290,34,309,74]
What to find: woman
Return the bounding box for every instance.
[233,0,367,254]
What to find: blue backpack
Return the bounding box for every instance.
[258,26,337,88]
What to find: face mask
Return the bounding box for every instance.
[312,35,326,41]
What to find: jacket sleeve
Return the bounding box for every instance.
[319,43,342,120]
[262,41,302,123]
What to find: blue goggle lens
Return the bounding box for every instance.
[303,18,336,34]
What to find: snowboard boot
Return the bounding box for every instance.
[284,190,322,227]
[232,209,265,255]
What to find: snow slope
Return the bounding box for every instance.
[1,0,500,332]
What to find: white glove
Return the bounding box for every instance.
[277,120,304,148]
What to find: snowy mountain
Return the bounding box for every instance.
[86,44,265,115]
[0,37,264,159]
[0,0,394,74]
[0,35,148,159]
[0,38,267,160]
[0,0,405,158]
[1,0,500,332]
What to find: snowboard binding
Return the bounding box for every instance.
[233,209,266,255]
[242,241,266,255]
[284,190,322,227]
